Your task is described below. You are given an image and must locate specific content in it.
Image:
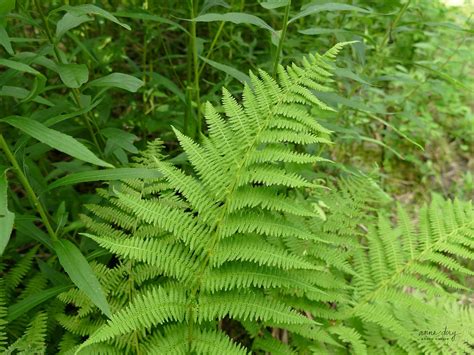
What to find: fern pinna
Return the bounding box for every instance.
[69,44,349,353]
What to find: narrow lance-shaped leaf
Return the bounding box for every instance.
[56,4,131,30]
[0,58,46,101]
[88,73,144,92]
[53,239,111,317]
[199,56,251,85]
[7,285,72,322]
[0,167,14,256]
[0,26,13,54]
[56,12,93,38]
[193,12,275,34]
[260,0,290,10]
[114,11,188,34]
[289,3,371,24]
[2,116,113,168]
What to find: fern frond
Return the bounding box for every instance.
[78,285,187,351]
[143,324,249,354]
[202,263,326,297]
[196,290,315,325]
[211,235,319,270]
[83,233,199,281]
[328,326,368,355]
[4,247,37,291]
[253,335,296,354]
[7,311,48,354]
[76,44,356,353]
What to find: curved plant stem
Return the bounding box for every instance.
[272,1,291,78]
[0,134,57,242]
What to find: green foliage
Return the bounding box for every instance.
[0,0,472,353]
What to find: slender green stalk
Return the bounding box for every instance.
[379,0,411,68]
[377,0,412,176]
[272,1,291,77]
[198,21,225,76]
[0,134,57,241]
[189,0,202,138]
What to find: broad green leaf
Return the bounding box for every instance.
[53,239,111,317]
[0,0,15,16]
[48,168,163,190]
[2,116,113,168]
[56,12,93,39]
[0,26,13,54]
[56,64,87,90]
[57,4,131,30]
[289,3,370,24]
[0,167,14,256]
[260,0,289,9]
[7,285,72,322]
[88,73,144,92]
[57,63,89,88]
[194,12,275,33]
[199,56,251,85]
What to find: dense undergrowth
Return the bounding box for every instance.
[0,0,473,354]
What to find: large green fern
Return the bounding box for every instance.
[50,44,474,354]
[73,44,350,353]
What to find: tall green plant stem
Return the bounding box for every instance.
[0,134,57,242]
[189,0,202,138]
[198,21,225,76]
[272,1,291,77]
[377,0,411,175]
[379,0,411,68]
[33,0,102,152]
